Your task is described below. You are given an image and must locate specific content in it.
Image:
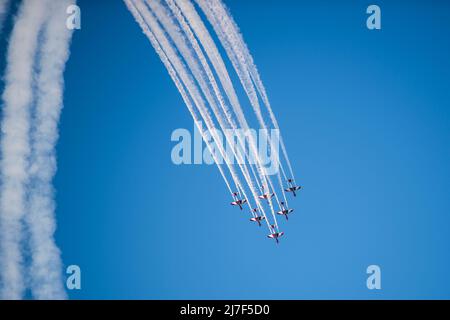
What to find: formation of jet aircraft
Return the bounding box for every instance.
[230,179,302,244]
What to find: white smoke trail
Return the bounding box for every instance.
[138,0,260,214]
[166,0,262,191]
[125,0,236,195]
[126,0,274,225]
[124,0,248,209]
[181,0,288,210]
[196,0,292,211]
[152,0,261,196]
[195,0,296,184]
[26,0,75,299]
[172,0,288,212]
[0,0,50,299]
[165,0,282,225]
[144,0,276,226]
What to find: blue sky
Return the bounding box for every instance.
[1,0,450,299]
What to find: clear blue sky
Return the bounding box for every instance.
[1,0,450,299]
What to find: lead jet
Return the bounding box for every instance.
[267,224,284,244]
[285,179,302,197]
[249,208,266,227]
[277,202,294,220]
[230,192,247,210]
[258,186,274,203]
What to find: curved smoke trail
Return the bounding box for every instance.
[144,0,270,222]
[168,0,288,220]
[124,0,254,212]
[124,0,300,233]
[195,0,297,185]
[144,0,273,221]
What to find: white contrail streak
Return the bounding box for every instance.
[166,0,263,191]
[126,0,273,225]
[124,0,245,208]
[138,0,260,214]
[0,0,50,300]
[148,0,260,197]
[168,0,286,222]
[144,0,275,226]
[124,0,297,231]
[165,0,281,225]
[127,0,236,196]
[195,0,296,184]
[26,0,75,300]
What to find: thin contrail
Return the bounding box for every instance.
[126,0,273,225]
[26,0,75,299]
[125,0,237,195]
[144,0,276,226]
[165,0,282,225]
[166,0,262,191]
[166,1,260,186]
[0,0,50,299]
[137,0,260,215]
[211,0,295,209]
[168,0,287,220]
[195,0,297,184]
[124,0,251,211]
[124,0,293,230]
[147,0,260,198]
[188,0,290,211]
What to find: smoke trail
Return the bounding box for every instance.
[137,0,259,213]
[166,0,260,192]
[144,0,275,226]
[168,0,287,220]
[124,0,244,206]
[165,0,283,225]
[0,0,50,299]
[0,0,10,33]
[125,0,273,225]
[166,0,261,190]
[148,0,261,196]
[26,0,75,299]
[195,0,296,183]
